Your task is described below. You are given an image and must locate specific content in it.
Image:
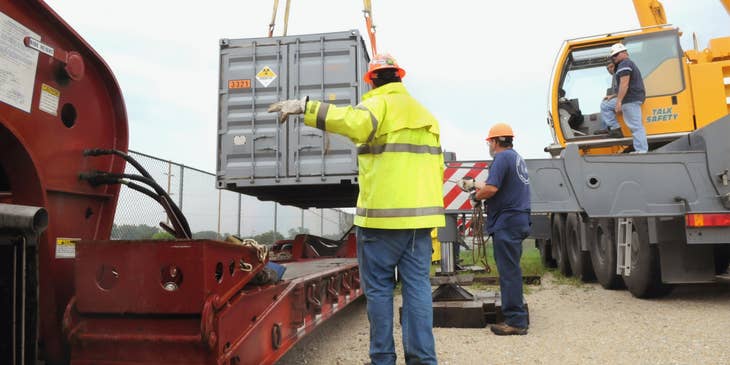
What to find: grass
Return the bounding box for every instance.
[430,238,587,293]
[432,239,548,278]
[392,239,585,295]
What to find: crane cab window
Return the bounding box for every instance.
[558,30,684,139]
[622,30,684,97]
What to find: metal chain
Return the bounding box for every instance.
[471,201,492,273]
[241,238,268,263]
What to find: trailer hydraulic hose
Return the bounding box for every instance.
[81,170,191,238]
[80,152,192,239]
[119,181,186,237]
[108,173,191,239]
[80,171,190,239]
[83,149,192,237]
[84,149,152,180]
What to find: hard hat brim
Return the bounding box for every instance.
[364,66,406,83]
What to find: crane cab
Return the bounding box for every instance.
[547,27,730,156]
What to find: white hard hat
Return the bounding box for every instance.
[610,43,627,57]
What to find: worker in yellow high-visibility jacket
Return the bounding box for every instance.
[269,53,443,365]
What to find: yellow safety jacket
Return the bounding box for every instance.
[303,82,445,229]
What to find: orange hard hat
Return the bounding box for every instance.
[363,53,406,83]
[486,123,514,140]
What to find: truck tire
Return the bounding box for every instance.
[566,213,595,282]
[589,219,623,289]
[623,219,672,298]
[714,246,730,274]
[551,215,571,276]
[537,238,557,268]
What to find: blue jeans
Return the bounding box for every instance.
[491,214,530,328]
[600,98,648,152]
[356,227,437,365]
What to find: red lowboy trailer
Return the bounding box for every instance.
[0,1,361,364]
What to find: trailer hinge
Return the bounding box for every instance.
[616,217,633,276]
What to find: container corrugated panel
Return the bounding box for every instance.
[217,30,370,208]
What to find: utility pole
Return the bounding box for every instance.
[217,190,221,239]
[237,194,242,236]
[273,202,278,243]
[164,161,174,225]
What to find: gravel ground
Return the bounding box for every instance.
[277,274,730,365]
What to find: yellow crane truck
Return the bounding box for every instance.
[528,0,730,298]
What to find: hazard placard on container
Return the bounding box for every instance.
[56,237,80,259]
[256,66,277,87]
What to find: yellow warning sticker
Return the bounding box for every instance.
[56,237,80,259]
[42,83,60,96]
[256,66,277,87]
[39,83,60,116]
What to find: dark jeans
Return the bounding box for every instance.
[491,215,530,328]
[356,227,437,365]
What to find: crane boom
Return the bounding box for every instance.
[633,0,730,27]
[631,0,667,27]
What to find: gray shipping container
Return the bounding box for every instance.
[217,30,371,208]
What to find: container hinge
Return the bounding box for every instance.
[720,193,730,210]
[616,217,633,276]
[719,169,729,186]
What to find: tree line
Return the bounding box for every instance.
[110,224,338,245]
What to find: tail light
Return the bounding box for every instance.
[685,213,730,227]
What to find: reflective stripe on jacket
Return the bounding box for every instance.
[303,82,445,229]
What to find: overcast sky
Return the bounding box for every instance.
[44,0,727,171]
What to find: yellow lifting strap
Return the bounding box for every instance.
[283,0,292,36]
[268,0,292,37]
[268,0,279,37]
[363,0,378,55]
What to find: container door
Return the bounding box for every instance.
[218,38,288,183]
[287,32,363,181]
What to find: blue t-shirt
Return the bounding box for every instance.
[615,58,645,104]
[485,149,531,233]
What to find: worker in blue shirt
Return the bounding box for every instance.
[474,122,530,335]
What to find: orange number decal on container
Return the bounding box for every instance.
[228,79,251,89]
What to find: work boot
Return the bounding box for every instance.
[593,129,609,135]
[608,128,624,138]
[490,323,528,336]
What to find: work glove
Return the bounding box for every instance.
[267,96,308,123]
[457,176,476,192]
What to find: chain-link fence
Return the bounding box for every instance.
[111,151,354,244]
